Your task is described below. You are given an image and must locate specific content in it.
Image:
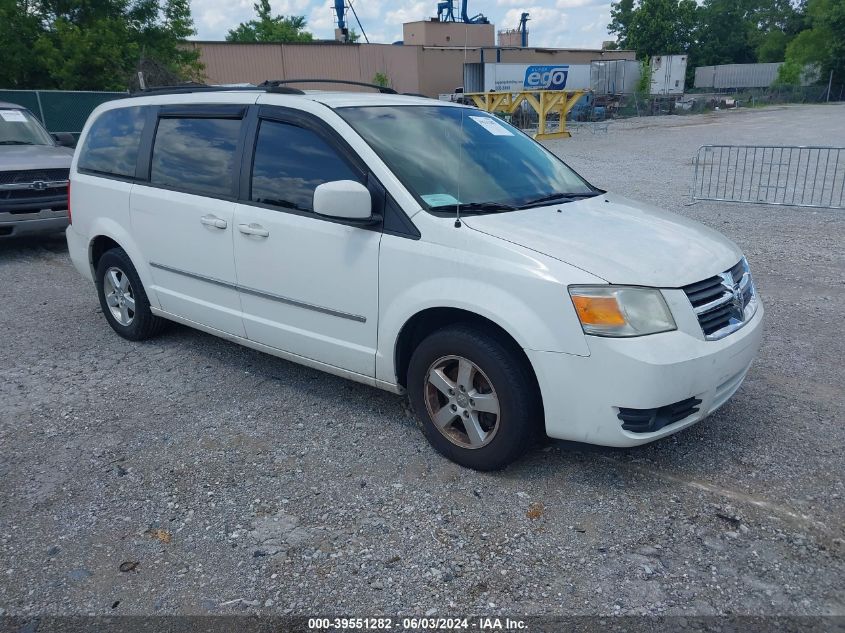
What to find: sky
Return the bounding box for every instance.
[188,0,616,49]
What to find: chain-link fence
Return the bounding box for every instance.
[0,89,126,138]
[561,84,842,124]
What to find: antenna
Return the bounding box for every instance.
[455,22,469,229]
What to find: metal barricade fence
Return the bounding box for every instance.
[692,145,845,209]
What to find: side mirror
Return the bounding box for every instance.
[52,132,76,148]
[313,180,374,223]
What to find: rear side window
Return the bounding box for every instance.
[151,117,241,197]
[78,107,145,177]
[251,120,360,212]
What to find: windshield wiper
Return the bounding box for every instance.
[429,201,518,214]
[0,141,37,145]
[518,190,602,209]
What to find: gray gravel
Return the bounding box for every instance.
[1,104,843,618]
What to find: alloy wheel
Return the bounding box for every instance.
[103,266,135,326]
[423,355,501,449]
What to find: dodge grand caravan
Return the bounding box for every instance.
[66,85,763,470]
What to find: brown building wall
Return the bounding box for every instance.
[189,42,637,98]
[188,42,421,94]
[402,21,495,47]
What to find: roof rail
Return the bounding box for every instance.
[129,84,288,97]
[259,79,397,94]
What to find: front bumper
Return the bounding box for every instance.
[527,301,764,447]
[0,209,68,239]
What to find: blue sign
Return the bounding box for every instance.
[524,65,570,90]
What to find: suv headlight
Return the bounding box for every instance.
[568,286,676,337]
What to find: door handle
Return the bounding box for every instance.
[200,215,227,229]
[238,223,270,238]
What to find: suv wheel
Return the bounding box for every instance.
[407,325,541,470]
[95,248,167,341]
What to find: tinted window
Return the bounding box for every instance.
[151,117,241,197]
[251,120,360,212]
[78,107,145,177]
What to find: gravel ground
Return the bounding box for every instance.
[0,104,843,620]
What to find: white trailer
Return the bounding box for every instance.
[481,63,591,92]
[650,55,687,95]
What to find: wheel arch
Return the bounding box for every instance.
[84,219,160,310]
[393,307,542,405]
[90,235,121,274]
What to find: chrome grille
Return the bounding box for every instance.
[682,258,757,340]
[0,169,69,185]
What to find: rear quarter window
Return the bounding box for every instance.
[150,117,241,198]
[77,107,146,178]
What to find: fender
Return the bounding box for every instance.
[86,215,161,310]
[375,233,599,385]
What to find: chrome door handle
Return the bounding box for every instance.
[238,223,269,237]
[200,215,227,229]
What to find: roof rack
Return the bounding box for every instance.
[130,84,279,97]
[130,79,399,98]
[259,79,397,94]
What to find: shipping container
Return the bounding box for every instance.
[650,55,687,95]
[481,63,591,92]
[693,62,819,89]
[590,59,641,95]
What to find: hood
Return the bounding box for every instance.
[0,144,73,172]
[463,192,743,287]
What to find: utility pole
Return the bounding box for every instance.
[827,70,833,102]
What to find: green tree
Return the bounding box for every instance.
[0,0,46,87]
[608,0,635,49]
[608,0,697,57]
[779,0,845,88]
[692,0,802,67]
[1,0,202,90]
[226,0,313,42]
[372,72,390,88]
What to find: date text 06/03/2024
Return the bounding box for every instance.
[307,617,528,630]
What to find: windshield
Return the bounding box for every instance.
[339,105,596,213]
[0,108,54,146]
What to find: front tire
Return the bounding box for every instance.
[95,247,167,341]
[407,324,541,470]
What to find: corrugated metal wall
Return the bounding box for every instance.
[695,63,782,89]
[191,42,636,97]
[693,62,821,89]
[590,59,641,95]
[189,42,421,94]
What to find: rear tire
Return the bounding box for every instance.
[407,324,541,470]
[95,247,167,341]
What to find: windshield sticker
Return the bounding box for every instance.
[421,193,460,207]
[469,116,513,137]
[0,110,28,123]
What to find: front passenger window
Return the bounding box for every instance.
[251,120,361,212]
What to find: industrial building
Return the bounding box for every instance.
[186,6,635,98]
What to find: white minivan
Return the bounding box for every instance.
[66,83,763,470]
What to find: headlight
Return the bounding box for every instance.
[568,286,676,337]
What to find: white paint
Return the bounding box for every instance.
[482,63,591,92]
[67,91,765,458]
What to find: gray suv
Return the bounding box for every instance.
[0,101,74,239]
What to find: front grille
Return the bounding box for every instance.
[0,169,69,212]
[0,186,66,201]
[0,169,69,185]
[617,397,702,433]
[682,258,757,340]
